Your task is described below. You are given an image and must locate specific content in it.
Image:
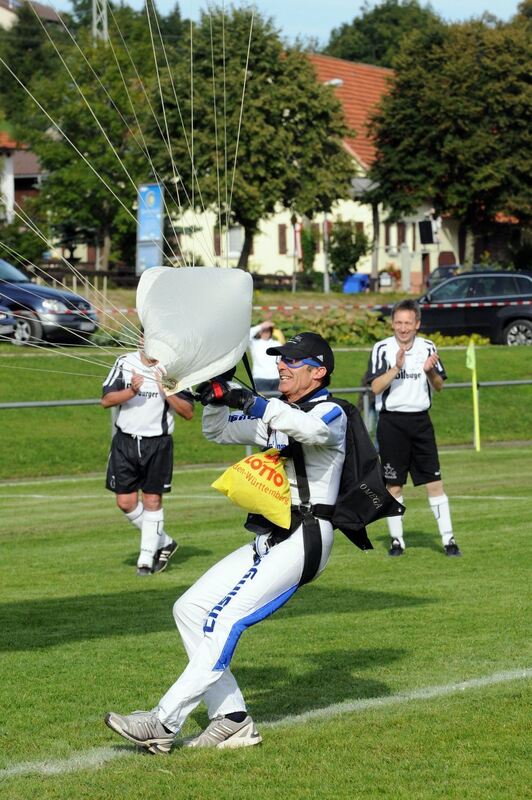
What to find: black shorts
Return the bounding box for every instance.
[376,411,441,486]
[106,430,173,495]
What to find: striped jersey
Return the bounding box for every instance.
[368,336,446,413]
[102,351,177,436]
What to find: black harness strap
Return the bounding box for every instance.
[288,436,324,586]
[242,351,257,394]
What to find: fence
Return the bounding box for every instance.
[2,380,531,440]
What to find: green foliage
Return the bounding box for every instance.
[428,332,490,347]
[325,0,444,68]
[327,221,369,281]
[0,211,47,265]
[0,4,187,270]
[0,4,68,126]
[368,19,532,230]
[300,225,317,274]
[148,6,354,268]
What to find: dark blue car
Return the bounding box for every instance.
[0,259,99,345]
[0,303,16,339]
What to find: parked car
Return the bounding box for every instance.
[426,264,461,289]
[376,270,532,345]
[0,303,16,338]
[0,259,99,344]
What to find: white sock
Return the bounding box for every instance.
[126,502,172,549]
[387,495,405,548]
[138,508,164,568]
[125,501,144,531]
[428,494,453,545]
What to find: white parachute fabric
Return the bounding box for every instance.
[137,267,253,392]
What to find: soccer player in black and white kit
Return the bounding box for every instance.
[368,299,462,557]
[102,346,194,575]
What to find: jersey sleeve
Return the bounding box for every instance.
[202,405,269,447]
[424,340,447,380]
[367,341,391,382]
[262,398,347,447]
[102,358,125,396]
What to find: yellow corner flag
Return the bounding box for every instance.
[466,338,481,451]
[466,338,476,371]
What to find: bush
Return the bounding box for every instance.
[327,221,368,281]
[253,307,390,346]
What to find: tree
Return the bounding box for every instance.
[148,6,355,269]
[2,6,167,270]
[327,221,368,281]
[367,20,532,241]
[0,3,68,127]
[325,0,443,68]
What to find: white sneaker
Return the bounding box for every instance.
[184,715,262,749]
[104,710,175,754]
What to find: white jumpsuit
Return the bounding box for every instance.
[156,390,347,733]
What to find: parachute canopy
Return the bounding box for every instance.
[137,266,253,392]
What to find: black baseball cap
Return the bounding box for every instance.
[266,332,334,373]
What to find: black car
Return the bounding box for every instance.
[0,259,99,344]
[377,271,532,345]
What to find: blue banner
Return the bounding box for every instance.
[136,183,164,275]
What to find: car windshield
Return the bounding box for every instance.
[0,259,30,282]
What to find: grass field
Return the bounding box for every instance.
[0,447,530,799]
[1,344,531,479]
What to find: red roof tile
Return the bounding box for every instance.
[307,53,393,170]
[0,131,19,150]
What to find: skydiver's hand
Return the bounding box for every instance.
[197,380,255,413]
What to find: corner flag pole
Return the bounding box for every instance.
[465,338,481,452]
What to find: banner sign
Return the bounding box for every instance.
[136,183,164,275]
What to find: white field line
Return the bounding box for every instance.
[0,466,224,488]
[0,493,225,501]
[453,495,530,501]
[0,668,529,780]
[0,492,529,504]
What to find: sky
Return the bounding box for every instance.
[50,1,521,44]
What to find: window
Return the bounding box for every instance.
[228,226,243,258]
[470,276,518,298]
[514,275,532,294]
[430,277,473,301]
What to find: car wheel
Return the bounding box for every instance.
[12,311,44,346]
[502,319,532,346]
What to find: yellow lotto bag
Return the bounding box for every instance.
[211,448,291,529]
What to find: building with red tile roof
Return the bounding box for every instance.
[308,53,393,171]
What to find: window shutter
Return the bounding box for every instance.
[397,222,406,246]
[311,222,320,253]
[278,224,287,255]
[214,227,221,256]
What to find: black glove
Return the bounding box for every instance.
[197,380,255,413]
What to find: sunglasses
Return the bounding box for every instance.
[275,356,322,369]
